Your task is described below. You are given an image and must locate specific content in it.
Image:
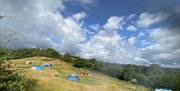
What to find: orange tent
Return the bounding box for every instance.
[80,71,88,77]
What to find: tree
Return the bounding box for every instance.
[62,53,74,63]
[0,32,35,91]
[44,48,59,58]
[0,51,27,91]
[119,65,137,81]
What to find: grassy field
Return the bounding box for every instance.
[10,57,149,91]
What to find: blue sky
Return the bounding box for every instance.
[0,0,180,68]
[64,0,178,23]
[63,0,179,47]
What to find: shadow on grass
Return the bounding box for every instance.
[25,79,38,91]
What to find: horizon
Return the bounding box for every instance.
[0,0,180,68]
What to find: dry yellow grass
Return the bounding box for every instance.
[10,57,149,91]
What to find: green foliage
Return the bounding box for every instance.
[0,48,10,56]
[117,64,180,91]
[11,48,34,59]
[0,49,37,91]
[60,54,96,69]
[173,74,180,91]
[95,62,123,77]
[0,48,12,60]
[62,53,75,63]
[43,48,59,58]
[73,60,85,68]
[120,65,137,81]
[0,48,61,59]
[0,56,36,91]
[0,73,25,91]
[72,57,95,69]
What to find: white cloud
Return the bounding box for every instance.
[139,40,151,47]
[65,0,95,5]
[103,16,124,30]
[126,25,137,31]
[128,37,136,46]
[136,12,169,28]
[79,16,143,64]
[87,24,100,35]
[138,32,145,38]
[140,27,180,68]
[74,0,94,5]
[1,0,179,68]
[0,0,86,54]
[89,24,100,31]
[127,14,136,20]
[72,12,86,22]
[79,30,139,64]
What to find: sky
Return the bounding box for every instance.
[0,0,180,68]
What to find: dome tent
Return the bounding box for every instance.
[155,88,172,91]
[31,66,44,71]
[67,74,80,81]
[42,63,52,67]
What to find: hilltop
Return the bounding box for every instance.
[10,57,149,91]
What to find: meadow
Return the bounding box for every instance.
[10,57,149,91]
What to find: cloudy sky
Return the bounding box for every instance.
[0,0,180,68]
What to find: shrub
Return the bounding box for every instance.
[0,56,36,91]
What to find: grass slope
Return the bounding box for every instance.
[10,57,149,91]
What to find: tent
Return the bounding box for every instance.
[80,71,88,77]
[31,66,44,71]
[42,63,52,67]
[67,74,80,81]
[26,61,32,64]
[155,88,172,91]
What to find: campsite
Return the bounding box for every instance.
[9,57,149,91]
[1,0,180,91]
[1,48,179,91]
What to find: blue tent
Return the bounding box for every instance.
[155,88,172,91]
[42,63,52,67]
[32,66,44,71]
[67,74,80,81]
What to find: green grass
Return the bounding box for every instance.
[10,57,150,91]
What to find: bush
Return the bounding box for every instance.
[43,48,59,58]
[130,79,138,84]
[61,53,75,63]
[0,56,36,91]
[72,57,95,69]
[73,61,85,68]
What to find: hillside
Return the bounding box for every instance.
[9,57,149,91]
